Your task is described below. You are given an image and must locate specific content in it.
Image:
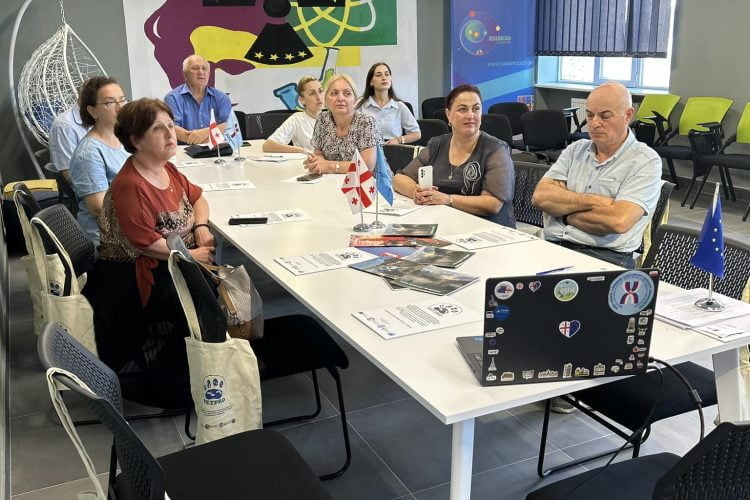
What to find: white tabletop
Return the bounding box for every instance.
[176,144,747,425]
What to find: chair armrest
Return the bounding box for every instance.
[697,121,722,130]
[717,133,737,155]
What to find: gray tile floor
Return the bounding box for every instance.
[7,185,750,499]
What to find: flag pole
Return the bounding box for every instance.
[694,183,725,311]
[352,155,370,233]
[214,143,225,164]
[370,165,385,229]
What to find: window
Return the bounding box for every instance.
[558,54,669,89]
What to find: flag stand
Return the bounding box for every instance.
[370,167,385,229]
[692,183,725,311]
[694,274,725,311]
[214,146,226,165]
[352,163,370,233]
[233,145,246,162]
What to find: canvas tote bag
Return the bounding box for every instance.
[168,251,262,445]
[29,215,97,356]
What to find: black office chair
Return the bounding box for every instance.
[432,108,448,123]
[245,112,290,140]
[537,223,750,477]
[520,109,569,163]
[487,101,528,150]
[512,161,549,228]
[168,246,352,480]
[635,181,676,257]
[31,204,95,281]
[401,100,414,116]
[383,144,419,173]
[688,103,750,215]
[39,322,331,500]
[528,422,750,499]
[421,96,445,120]
[653,96,733,191]
[265,108,297,114]
[43,163,78,216]
[415,119,449,147]
[480,113,513,146]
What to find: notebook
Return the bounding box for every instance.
[456,269,660,386]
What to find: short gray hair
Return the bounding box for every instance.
[182,54,210,73]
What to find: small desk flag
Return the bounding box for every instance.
[375,145,394,205]
[208,108,226,148]
[690,183,724,278]
[224,110,243,150]
[341,150,375,214]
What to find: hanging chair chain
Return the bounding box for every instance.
[59,0,66,24]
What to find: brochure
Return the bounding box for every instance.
[383,224,438,237]
[275,247,373,276]
[353,296,481,340]
[350,257,478,295]
[442,227,536,250]
[402,246,474,268]
[349,235,451,247]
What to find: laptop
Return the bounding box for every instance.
[457,269,660,386]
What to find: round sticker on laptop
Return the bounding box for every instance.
[608,271,655,316]
[493,281,514,300]
[493,305,511,320]
[553,279,579,302]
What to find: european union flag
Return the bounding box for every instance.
[690,185,724,278]
[375,145,394,205]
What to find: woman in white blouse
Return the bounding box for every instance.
[262,76,323,154]
[357,62,421,145]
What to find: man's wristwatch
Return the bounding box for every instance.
[447,195,453,207]
[335,162,340,173]
[399,136,404,144]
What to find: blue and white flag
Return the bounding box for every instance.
[224,110,244,151]
[690,183,724,278]
[375,145,394,205]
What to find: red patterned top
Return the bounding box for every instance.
[98,157,203,304]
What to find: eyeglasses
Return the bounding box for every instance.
[96,98,128,109]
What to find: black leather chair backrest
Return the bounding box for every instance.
[421,97,446,120]
[480,114,513,146]
[246,112,291,140]
[521,109,569,151]
[414,119,449,147]
[487,101,529,135]
[383,145,418,173]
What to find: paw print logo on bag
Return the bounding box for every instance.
[203,376,225,405]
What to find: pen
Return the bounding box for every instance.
[536,265,574,276]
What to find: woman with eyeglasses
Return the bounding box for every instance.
[358,62,421,145]
[304,73,382,174]
[69,76,130,246]
[262,76,324,154]
[84,98,214,409]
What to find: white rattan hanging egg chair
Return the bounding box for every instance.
[10,0,107,177]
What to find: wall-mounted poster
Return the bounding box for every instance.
[451,1,535,109]
[123,0,418,113]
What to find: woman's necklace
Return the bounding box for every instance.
[448,134,480,180]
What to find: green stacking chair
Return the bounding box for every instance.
[653,96,733,192]
[691,103,750,217]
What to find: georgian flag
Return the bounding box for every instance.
[340,150,375,214]
[208,108,226,148]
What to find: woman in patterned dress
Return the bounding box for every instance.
[303,73,383,174]
[84,98,215,408]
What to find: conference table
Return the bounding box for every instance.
[176,144,745,500]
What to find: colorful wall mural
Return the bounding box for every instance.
[123,0,417,113]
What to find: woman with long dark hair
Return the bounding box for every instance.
[357,62,420,145]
